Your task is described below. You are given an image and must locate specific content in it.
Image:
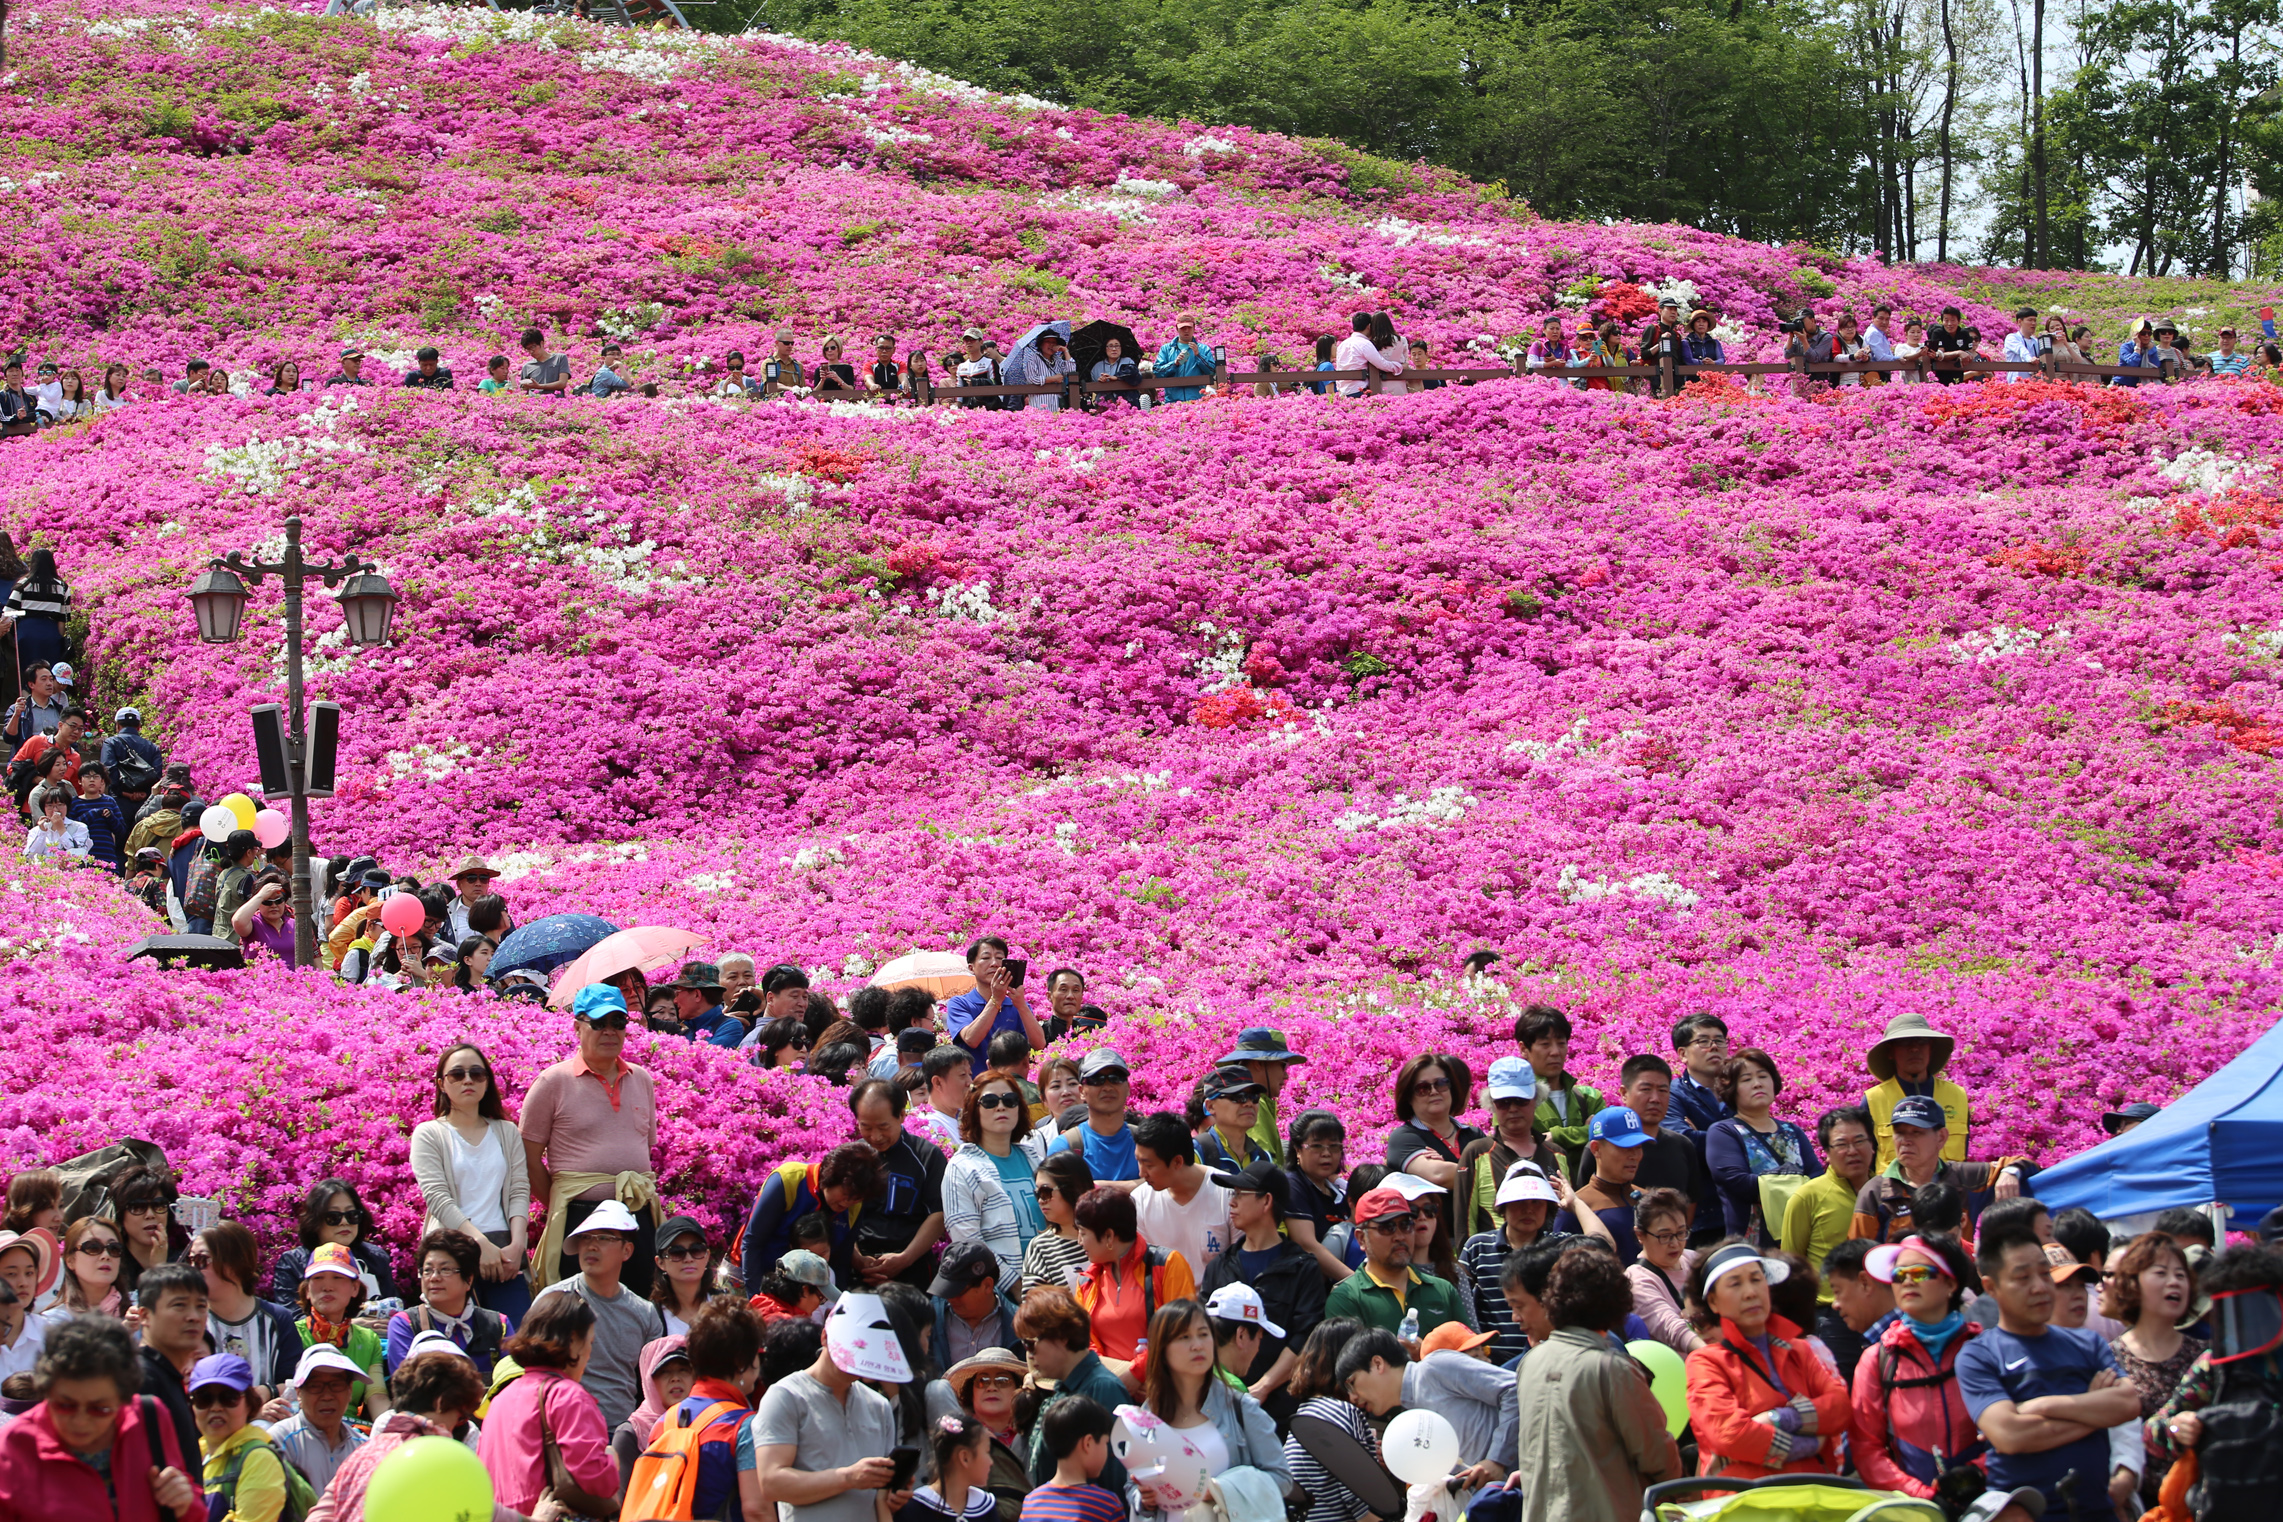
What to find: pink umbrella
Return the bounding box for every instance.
[547,926,705,1008]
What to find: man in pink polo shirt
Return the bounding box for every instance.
[523,984,662,1297]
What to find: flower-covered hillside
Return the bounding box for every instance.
[0,0,2219,380]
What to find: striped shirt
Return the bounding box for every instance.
[1282,1397,1377,1522]
[1018,1482,1125,1522]
[1458,1228,1573,1364]
[3,578,70,622]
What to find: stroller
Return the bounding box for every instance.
[1643,1476,1947,1522]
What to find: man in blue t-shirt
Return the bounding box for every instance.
[1047,1049,1137,1181]
[945,935,1046,1075]
[1955,1222,2143,1520]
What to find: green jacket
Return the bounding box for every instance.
[1531,1073,1606,1156]
[1322,1263,1466,1337]
[1777,1167,1861,1302]
[1027,1350,1131,1491]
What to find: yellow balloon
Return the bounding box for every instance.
[221,793,258,831]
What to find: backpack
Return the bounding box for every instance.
[619,1399,745,1521]
[213,1435,317,1522]
[184,850,224,920]
[2192,1361,2283,1522]
[110,749,161,796]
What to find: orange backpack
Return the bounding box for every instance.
[619,1399,744,1522]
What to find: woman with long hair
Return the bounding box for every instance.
[90,363,132,412]
[46,1214,126,1321]
[264,361,302,397]
[1366,312,1407,395]
[267,1177,398,1303]
[1279,1318,1379,1522]
[1019,1150,1094,1299]
[651,1214,724,1336]
[2,1168,61,1236]
[1133,1300,1292,1520]
[451,935,494,992]
[409,1041,531,1322]
[38,369,86,424]
[108,1163,180,1297]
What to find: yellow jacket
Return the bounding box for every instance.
[1863,1077,1971,1168]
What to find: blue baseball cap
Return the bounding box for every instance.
[1220,1027,1304,1065]
[1485,1056,1537,1103]
[1890,1095,1948,1131]
[1589,1106,1649,1148]
[572,983,629,1021]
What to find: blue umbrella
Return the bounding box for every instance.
[1004,320,1074,389]
[489,913,622,977]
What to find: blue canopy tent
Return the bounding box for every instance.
[2037,1015,2283,1232]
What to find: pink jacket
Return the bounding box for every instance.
[0,1394,202,1522]
[309,1411,521,1522]
[477,1367,616,1511]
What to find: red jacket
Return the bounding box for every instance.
[0,1393,202,1522]
[1684,1314,1851,1480]
[1847,1317,1987,1498]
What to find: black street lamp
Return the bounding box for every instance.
[188,516,395,967]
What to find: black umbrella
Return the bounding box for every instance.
[125,934,245,971]
[1070,319,1143,380]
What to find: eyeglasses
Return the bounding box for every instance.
[660,1242,709,1261]
[976,1092,1022,1110]
[190,1387,244,1409]
[75,1240,123,1259]
[1299,1139,1345,1154]
[419,1262,463,1278]
[1687,1035,1729,1051]
[1412,1078,1451,1096]
[969,1374,1019,1391]
[320,1210,364,1227]
[1889,1265,1942,1285]
[1642,1229,1686,1245]
[1828,1135,1873,1150]
[47,1396,119,1421]
[582,1013,631,1032]
[442,1066,489,1083]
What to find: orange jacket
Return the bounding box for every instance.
[1685,1314,1851,1480]
[1074,1235,1195,1362]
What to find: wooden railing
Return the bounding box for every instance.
[866,349,2196,408]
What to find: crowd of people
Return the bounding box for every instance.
[0,924,2275,1522]
[3,303,2270,435]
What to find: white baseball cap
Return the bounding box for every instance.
[1204,1282,1285,1340]
[50,663,73,686]
[115,707,140,723]
[292,1342,367,1387]
[567,1200,641,1237]
[1381,1173,1444,1203]
[1495,1160,1561,1208]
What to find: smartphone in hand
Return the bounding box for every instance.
[1004,958,1027,989]
[889,1447,920,1492]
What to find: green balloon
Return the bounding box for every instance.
[363,1435,494,1522]
[1625,1339,1691,1436]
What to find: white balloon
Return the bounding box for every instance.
[1381,1408,1461,1486]
[1113,1406,1211,1511]
[199,804,238,844]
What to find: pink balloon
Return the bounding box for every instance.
[252,809,290,851]
[378,893,426,939]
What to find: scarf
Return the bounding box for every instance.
[1909,1309,1968,1365]
[423,1297,478,1342]
[626,1336,690,1447]
[307,1309,355,1347]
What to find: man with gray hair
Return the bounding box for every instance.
[720,953,758,1005]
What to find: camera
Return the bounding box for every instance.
[1778,316,1808,334]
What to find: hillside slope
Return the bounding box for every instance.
[0,1,2279,1260]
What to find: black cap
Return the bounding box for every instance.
[1210,1161,1288,1208]
[928,1240,1001,1298]
[655,1214,706,1253]
[2101,1102,2162,1135]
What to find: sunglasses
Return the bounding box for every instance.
[582,1013,631,1031]
[183,1250,212,1269]
[47,1396,119,1421]
[75,1240,123,1259]
[1412,1077,1451,1095]
[1889,1264,1942,1285]
[976,1092,1022,1110]
[1081,1072,1128,1086]
[1033,1185,1057,1201]
[190,1387,244,1409]
[660,1242,709,1261]
[442,1066,489,1083]
[320,1209,364,1227]
[120,1202,167,1218]
[969,1374,1019,1391]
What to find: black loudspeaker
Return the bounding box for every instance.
[303,702,339,799]
[251,705,292,797]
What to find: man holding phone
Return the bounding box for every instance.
[947,936,1045,1075]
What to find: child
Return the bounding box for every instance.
[1018,1396,1123,1522]
[890,1412,996,1522]
[477,354,512,394]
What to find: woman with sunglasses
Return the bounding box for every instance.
[267,1181,397,1308]
[46,1216,126,1322]
[1019,1152,1094,1300]
[108,1164,180,1297]
[1385,1054,1481,1192]
[0,1317,202,1521]
[935,1350,1032,1522]
[944,1074,1040,1294]
[651,1215,723,1336]
[1844,1233,1982,1500]
[188,1223,300,1407]
[753,1016,811,1070]
[409,1042,532,1324]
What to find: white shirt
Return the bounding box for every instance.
[1334,333,1392,398]
[0,1314,43,1384]
[2001,330,2042,381]
[920,1106,963,1149]
[1131,1175,1232,1280]
[24,820,89,861]
[447,1123,510,1235]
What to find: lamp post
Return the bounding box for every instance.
[187,516,396,968]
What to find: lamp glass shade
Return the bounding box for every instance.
[336,572,397,646]
[188,567,249,644]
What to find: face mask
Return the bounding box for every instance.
[2210,1287,2283,1364]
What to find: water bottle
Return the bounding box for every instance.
[1398,1307,1420,1344]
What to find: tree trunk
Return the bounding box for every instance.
[2212,19,2240,276]
[1938,0,1958,260]
[2031,0,2049,267]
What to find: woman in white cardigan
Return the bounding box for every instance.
[941,1072,1043,1293]
[410,1042,533,1324]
